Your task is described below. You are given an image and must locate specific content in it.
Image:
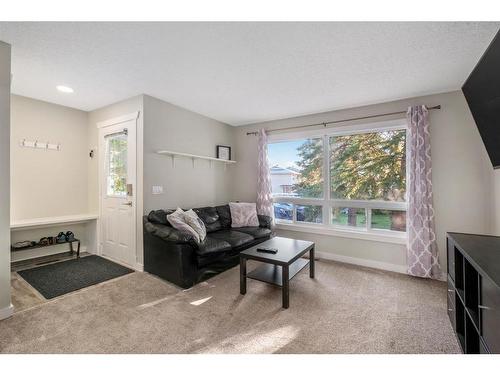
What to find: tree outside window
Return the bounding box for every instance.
[268,129,406,231]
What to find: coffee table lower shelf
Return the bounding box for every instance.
[247,258,309,287]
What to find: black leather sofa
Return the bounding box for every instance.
[144,204,273,288]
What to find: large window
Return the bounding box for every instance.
[268,125,407,235]
[268,138,323,198]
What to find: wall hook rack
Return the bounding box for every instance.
[20,139,61,151]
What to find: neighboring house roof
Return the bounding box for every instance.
[270,165,300,175]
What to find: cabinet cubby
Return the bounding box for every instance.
[464,259,480,329]
[455,295,466,352]
[447,233,500,354]
[465,314,480,354]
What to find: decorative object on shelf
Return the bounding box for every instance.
[20,139,61,151]
[216,145,231,161]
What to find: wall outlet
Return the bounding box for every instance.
[152,185,164,195]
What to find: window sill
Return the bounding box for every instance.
[274,222,407,244]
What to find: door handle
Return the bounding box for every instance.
[122,202,133,206]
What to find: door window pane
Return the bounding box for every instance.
[296,205,322,224]
[329,130,406,201]
[106,133,128,197]
[371,209,406,232]
[332,207,366,228]
[268,138,323,198]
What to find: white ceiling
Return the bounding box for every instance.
[0,22,498,125]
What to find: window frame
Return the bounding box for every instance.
[268,119,408,242]
[104,132,129,198]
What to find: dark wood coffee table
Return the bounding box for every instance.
[239,237,315,308]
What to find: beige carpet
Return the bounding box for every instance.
[0,259,461,354]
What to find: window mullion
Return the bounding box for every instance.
[366,208,372,231]
[323,134,330,226]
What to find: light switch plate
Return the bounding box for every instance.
[152,185,163,195]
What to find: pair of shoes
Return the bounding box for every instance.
[38,237,50,246]
[12,241,37,249]
[56,231,75,243]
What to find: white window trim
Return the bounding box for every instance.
[275,222,407,244]
[269,118,408,243]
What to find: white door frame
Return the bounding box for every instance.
[97,111,140,270]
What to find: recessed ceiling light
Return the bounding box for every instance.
[56,85,74,93]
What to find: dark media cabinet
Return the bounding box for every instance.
[447,233,500,354]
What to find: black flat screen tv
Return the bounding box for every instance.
[462,31,500,168]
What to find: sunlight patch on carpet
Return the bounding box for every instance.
[190,296,212,306]
[137,295,174,309]
[196,325,300,354]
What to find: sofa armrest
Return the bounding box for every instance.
[143,224,197,288]
[144,221,195,244]
[257,214,273,229]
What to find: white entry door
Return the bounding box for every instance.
[99,115,137,267]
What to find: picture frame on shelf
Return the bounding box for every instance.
[216,145,231,161]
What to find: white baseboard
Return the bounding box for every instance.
[315,250,407,275]
[0,304,14,320]
[99,253,143,272]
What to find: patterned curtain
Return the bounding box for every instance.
[406,105,441,279]
[256,129,273,221]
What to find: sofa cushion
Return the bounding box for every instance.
[207,230,254,248]
[195,236,231,256]
[216,205,232,229]
[232,227,272,239]
[194,207,222,233]
[257,214,273,229]
[144,221,195,243]
[229,202,259,227]
[148,209,173,226]
[167,208,201,243]
[183,209,207,242]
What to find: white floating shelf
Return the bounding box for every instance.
[156,150,236,164]
[11,214,99,231]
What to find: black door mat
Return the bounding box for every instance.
[17,255,134,299]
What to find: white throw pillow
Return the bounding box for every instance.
[229,202,259,228]
[167,208,200,243]
[183,209,207,242]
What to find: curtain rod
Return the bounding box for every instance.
[246,105,441,136]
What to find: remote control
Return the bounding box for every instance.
[257,247,278,254]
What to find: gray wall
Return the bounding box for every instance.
[0,41,11,318]
[491,169,500,235]
[10,95,89,220]
[232,90,494,273]
[142,94,235,212]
